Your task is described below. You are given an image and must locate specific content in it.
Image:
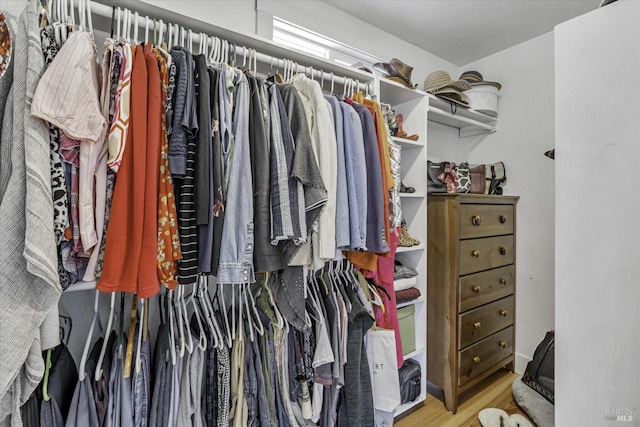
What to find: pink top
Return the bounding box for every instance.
[31,31,106,253]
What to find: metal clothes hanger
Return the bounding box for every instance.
[133,297,145,373]
[78,290,103,380]
[144,15,149,44]
[330,72,335,95]
[123,296,137,378]
[94,292,117,381]
[218,285,233,348]
[167,289,177,365]
[188,282,208,351]
[178,285,194,355]
[132,12,139,44]
[196,276,217,348]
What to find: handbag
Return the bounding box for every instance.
[427,161,448,193]
[469,164,486,194]
[522,331,555,403]
[398,358,421,404]
[485,161,507,195]
[366,327,401,411]
[455,162,471,193]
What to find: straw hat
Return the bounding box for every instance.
[459,70,502,90]
[423,70,471,94]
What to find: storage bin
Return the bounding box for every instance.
[465,84,499,117]
[397,305,416,356]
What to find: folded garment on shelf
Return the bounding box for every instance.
[394,260,418,280]
[394,276,417,291]
[396,287,421,303]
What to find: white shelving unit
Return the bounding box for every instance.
[377,77,429,418]
[374,74,501,418]
[427,94,498,137]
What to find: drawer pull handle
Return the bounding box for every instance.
[472,250,480,257]
[500,215,508,224]
[472,215,482,226]
[500,310,508,317]
[500,278,507,285]
[499,246,508,256]
[500,341,507,349]
[473,286,481,293]
[474,322,482,329]
[473,356,481,364]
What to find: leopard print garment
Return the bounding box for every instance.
[41,25,69,246]
[41,25,71,289]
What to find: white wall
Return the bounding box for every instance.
[453,33,557,374]
[140,0,256,35]
[555,1,640,425]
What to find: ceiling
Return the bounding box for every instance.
[322,0,601,66]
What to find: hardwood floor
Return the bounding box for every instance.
[395,368,535,426]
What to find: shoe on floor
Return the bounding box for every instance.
[478,408,533,427]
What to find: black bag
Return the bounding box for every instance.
[427,161,447,193]
[398,359,421,403]
[522,331,555,404]
[485,161,507,195]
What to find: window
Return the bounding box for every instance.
[272,17,382,69]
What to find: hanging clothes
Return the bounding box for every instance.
[290,75,337,269]
[153,48,181,290]
[0,3,61,425]
[208,67,226,277]
[40,344,79,427]
[324,95,351,251]
[65,339,101,427]
[339,101,367,251]
[276,83,327,265]
[216,70,254,284]
[99,43,161,298]
[172,47,199,286]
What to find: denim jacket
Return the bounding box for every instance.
[217,71,255,284]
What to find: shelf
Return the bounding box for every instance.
[428,94,498,137]
[64,280,97,292]
[399,192,425,199]
[397,296,425,309]
[394,392,427,416]
[392,136,424,149]
[396,244,425,253]
[378,77,427,106]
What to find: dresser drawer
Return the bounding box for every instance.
[458,295,514,349]
[459,235,514,276]
[459,204,514,239]
[459,265,515,312]
[458,326,514,386]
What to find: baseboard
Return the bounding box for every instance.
[514,352,532,375]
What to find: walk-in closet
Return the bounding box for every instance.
[0,1,637,426]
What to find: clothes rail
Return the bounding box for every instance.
[86,1,371,93]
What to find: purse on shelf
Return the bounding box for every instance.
[455,162,471,193]
[485,161,507,195]
[427,160,448,193]
[469,164,486,194]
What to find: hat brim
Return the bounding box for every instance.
[424,79,471,93]
[469,81,502,90]
[437,92,470,107]
[389,76,417,89]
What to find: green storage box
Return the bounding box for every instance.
[397,305,416,356]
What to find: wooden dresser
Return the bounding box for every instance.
[427,194,519,413]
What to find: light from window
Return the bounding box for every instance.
[272,17,382,68]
